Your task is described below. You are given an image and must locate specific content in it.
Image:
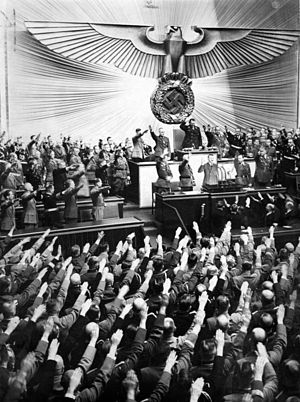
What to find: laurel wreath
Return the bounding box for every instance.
[150,73,195,124]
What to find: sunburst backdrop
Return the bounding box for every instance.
[1,0,299,144]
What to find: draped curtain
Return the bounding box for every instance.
[3,0,300,143]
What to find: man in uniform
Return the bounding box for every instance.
[198,154,218,187]
[150,126,171,158]
[234,154,251,187]
[179,153,195,191]
[180,118,202,149]
[155,150,173,194]
[132,128,148,162]
[227,128,244,157]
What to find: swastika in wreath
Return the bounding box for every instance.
[150,72,195,124]
[162,89,186,114]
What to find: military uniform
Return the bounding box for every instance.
[156,159,173,193]
[234,159,251,186]
[132,133,146,161]
[254,154,273,187]
[179,122,202,149]
[90,185,107,221]
[151,131,171,157]
[0,200,16,232]
[179,159,195,190]
[198,162,219,186]
[21,191,38,228]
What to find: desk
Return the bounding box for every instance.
[155,191,210,236]
[155,186,287,238]
[128,154,255,208]
[15,196,124,227]
[0,217,144,255]
[284,172,300,196]
[232,224,300,250]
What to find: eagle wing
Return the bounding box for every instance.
[185,28,300,78]
[25,21,165,78]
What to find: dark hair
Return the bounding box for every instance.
[98,241,109,254]
[178,294,193,312]
[216,295,230,314]
[200,236,210,248]
[242,261,252,272]
[187,253,198,269]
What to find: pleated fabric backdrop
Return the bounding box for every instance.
[3,0,300,144]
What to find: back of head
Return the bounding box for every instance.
[261,289,274,305]
[70,273,81,286]
[279,248,289,261]
[71,244,81,257]
[252,327,266,343]
[285,242,295,253]
[187,252,198,269]
[199,338,217,362]
[260,313,274,330]
[217,314,229,331]
[178,294,193,312]
[233,359,254,391]
[88,256,98,271]
[242,260,252,272]
[282,360,300,389]
[163,317,176,338]
[152,256,164,272]
[216,295,230,315]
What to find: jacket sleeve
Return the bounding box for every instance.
[267,324,287,368]
[15,277,42,309]
[74,356,116,402]
[147,371,172,402]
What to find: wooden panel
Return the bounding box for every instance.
[0,217,144,257]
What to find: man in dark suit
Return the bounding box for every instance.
[180,118,202,149]
[150,126,171,158]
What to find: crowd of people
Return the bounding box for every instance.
[0,132,132,232]
[0,221,299,401]
[1,121,300,233]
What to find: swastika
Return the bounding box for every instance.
[162,88,185,114]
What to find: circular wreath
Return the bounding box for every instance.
[150,72,195,124]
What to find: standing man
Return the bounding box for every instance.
[227,128,244,157]
[254,147,274,187]
[155,150,173,194]
[132,128,148,162]
[179,118,202,149]
[179,153,195,191]
[150,126,171,158]
[1,190,18,233]
[198,154,218,187]
[234,154,251,187]
[90,178,109,221]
